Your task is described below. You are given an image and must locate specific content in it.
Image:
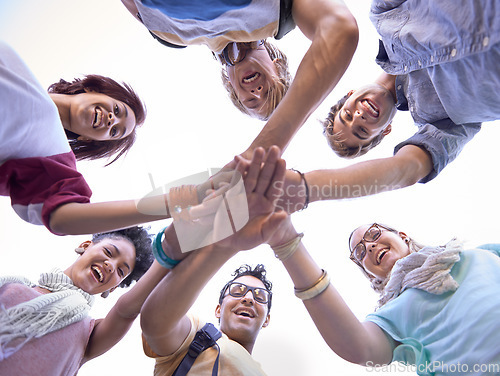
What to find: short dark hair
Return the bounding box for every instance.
[220,40,291,121]
[48,74,147,165]
[92,226,154,288]
[322,93,385,158]
[218,264,273,312]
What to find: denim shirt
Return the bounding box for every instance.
[370,0,500,183]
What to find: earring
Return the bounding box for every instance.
[75,247,85,254]
[405,238,410,244]
[101,291,110,298]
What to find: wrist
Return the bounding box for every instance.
[153,228,181,269]
[267,226,300,249]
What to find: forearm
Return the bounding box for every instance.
[114,261,169,318]
[272,226,392,365]
[49,197,168,235]
[306,145,432,202]
[49,183,204,235]
[141,245,237,355]
[243,0,358,156]
[83,261,169,361]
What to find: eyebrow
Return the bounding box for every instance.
[337,111,368,141]
[122,103,129,118]
[111,244,131,272]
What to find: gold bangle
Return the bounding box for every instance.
[272,233,304,261]
[294,270,330,300]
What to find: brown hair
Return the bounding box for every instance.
[348,223,426,294]
[322,93,385,159]
[220,40,291,121]
[48,74,147,165]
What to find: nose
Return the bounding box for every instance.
[103,260,115,274]
[241,290,255,304]
[367,242,377,252]
[250,85,263,98]
[107,112,115,127]
[354,109,366,120]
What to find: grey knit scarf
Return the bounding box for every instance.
[0,268,94,360]
[377,239,462,308]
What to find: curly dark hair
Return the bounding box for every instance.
[48,74,147,165]
[219,264,273,312]
[220,40,291,121]
[92,226,154,288]
[322,93,386,158]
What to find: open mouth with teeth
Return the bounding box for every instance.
[91,265,104,282]
[361,99,380,118]
[92,107,103,128]
[235,309,255,318]
[242,72,260,84]
[376,249,388,265]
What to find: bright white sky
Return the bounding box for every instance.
[1,1,499,375]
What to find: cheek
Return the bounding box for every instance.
[227,67,238,87]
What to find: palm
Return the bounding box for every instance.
[215,146,286,251]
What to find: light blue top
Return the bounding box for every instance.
[366,246,500,376]
[370,0,500,182]
[134,0,286,52]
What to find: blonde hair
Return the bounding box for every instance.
[220,40,291,120]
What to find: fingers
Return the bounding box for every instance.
[253,146,280,195]
[188,195,225,219]
[241,147,265,194]
[266,158,286,206]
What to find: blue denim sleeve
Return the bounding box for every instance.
[393,119,481,183]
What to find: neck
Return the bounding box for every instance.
[226,331,257,354]
[49,93,70,131]
[238,338,256,354]
[375,72,397,103]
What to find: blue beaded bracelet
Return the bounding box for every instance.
[153,227,181,269]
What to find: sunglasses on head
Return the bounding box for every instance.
[216,40,264,66]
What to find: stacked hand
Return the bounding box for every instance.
[213,146,288,252]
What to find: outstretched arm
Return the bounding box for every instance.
[242,0,358,157]
[49,198,170,235]
[49,171,230,235]
[267,216,394,365]
[141,146,287,356]
[83,261,170,362]
[277,144,433,213]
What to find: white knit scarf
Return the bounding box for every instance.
[0,268,94,360]
[377,239,462,308]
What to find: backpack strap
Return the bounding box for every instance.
[172,323,222,376]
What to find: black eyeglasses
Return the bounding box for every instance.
[216,40,264,66]
[350,223,389,263]
[222,282,271,305]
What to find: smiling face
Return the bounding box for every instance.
[215,275,270,352]
[349,224,410,279]
[226,46,279,119]
[64,237,136,296]
[328,84,397,148]
[64,92,136,141]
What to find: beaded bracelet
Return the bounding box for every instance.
[153,227,181,269]
[294,270,330,301]
[272,233,304,261]
[290,168,309,211]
